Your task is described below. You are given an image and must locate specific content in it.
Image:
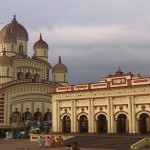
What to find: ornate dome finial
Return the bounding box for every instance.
[40,33,42,40]
[59,56,61,63]
[12,14,17,22]
[52,56,68,73]
[33,34,48,50]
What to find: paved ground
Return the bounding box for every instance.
[0,134,149,150]
[0,139,102,150]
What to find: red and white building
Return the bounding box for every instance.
[52,69,150,134]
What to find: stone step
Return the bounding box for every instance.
[64,135,144,150]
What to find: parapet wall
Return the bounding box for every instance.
[54,73,150,93]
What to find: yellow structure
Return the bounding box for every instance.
[52,69,150,134]
[0,16,68,128]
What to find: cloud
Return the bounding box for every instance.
[27,24,150,84]
[29,24,150,50]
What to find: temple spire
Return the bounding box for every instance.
[12,14,17,22]
[40,33,42,40]
[59,56,61,63]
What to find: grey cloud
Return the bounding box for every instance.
[1,0,150,84]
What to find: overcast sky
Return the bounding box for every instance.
[1,0,150,84]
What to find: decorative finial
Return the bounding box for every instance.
[40,33,42,40]
[3,48,6,56]
[12,14,17,22]
[59,56,61,63]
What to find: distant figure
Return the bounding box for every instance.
[38,136,45,148]
[45,136,51,147]
[56,135,64,146]
[72,142,80,150]
[66,144,73,150]
[9,131,13,139]
[50,136,56,147]
[5,131,10,140]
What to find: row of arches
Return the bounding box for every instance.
[1,45,24,55]
[17,71,40,82]
[11,111,52,124]
[53,74,66,82]
[62,113,150,134]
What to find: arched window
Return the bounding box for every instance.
[11,111,20,124]
[34,112,42,121]
[64,74,66,82]
[7,67,9,76]
[25,70,32,79]
[24,111,31,121]
[17,72,24,80]
[12,45,13,51]
[44,50,46,57]
[34,73,40,82]
[54,74,56,82]
[19,45,23,54]
[44,112,52,121]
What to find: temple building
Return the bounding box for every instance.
[0,16,68,128]
[52,69,150,134]
[1,16,150,135]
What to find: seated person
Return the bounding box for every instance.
[50,136,56,147]
[56,136,64,146]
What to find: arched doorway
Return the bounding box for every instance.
[117,114,128,134]
[34,112,42,121]
[34,73,40,82]
[62,115,71,133]
[24,111,31,121]
[139,113,150,134]
[44,112,52,121]
[11,111,21,125]
[79,115,88,133]
[19,45,23,54]
[25,70,32,79]
[97,114,107,133]
[17,72,24,80]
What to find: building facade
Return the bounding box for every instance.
[0,16,68,128]
[52,69,150,134]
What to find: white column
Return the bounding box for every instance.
[110,97,115,133]
[52,100,58,132]
[128,96,132,133]
[88,99,92,133]
[74,100,77,133]
[131,96,136,133]
[88,99,94,133]
[90,99,94,133]
[71,100,74,133]
[107,98,111,133]
[57,101,60,132]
